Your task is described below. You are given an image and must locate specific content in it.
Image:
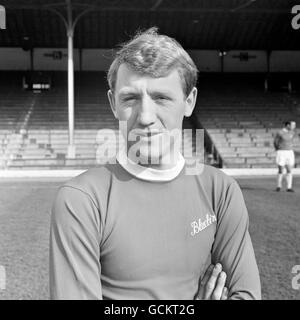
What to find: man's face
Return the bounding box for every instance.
[108,63,197,166]
[290,121,296,130]
[287,122,296,131]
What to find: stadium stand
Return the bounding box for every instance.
[0,72,195,169]
[194,74,300,168]
[1,72,300,169]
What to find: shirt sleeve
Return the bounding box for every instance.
[49,185,103,300]
[273,133,280,150]
[211,181,261,300]
[294,131,300,152]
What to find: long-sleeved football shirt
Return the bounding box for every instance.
[49,159,261,300]
[274,128,296,150]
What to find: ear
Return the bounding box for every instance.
[107,90,118,119]
[184,87,197,117]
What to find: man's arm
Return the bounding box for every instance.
[211,181,261,300]
[293,131,300,152]
[273,133,280,150]
[49,186,103,299]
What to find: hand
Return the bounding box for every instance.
[195,263,229,300]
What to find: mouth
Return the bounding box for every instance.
[130,130,164,137]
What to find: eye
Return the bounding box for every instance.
[154,95,171,102]
[122,96,138,103]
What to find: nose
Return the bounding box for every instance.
[136,96,156,127]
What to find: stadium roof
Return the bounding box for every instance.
[0,0,299,50]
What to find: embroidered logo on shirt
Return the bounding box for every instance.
[191,214,217,236]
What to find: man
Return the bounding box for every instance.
[274,121,297,192]
[49,28,261,300]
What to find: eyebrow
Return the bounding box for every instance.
[118,92,140,101]
[118,89,139,97]
[118,88,175,97]
[149,90,174,98]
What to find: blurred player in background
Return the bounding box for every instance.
[274,121,297,192]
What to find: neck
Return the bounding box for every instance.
[116,148,186,182]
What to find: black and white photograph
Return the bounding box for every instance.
[0,0,300,303]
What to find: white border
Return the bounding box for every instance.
[0,168,300,178]
[222,168,300,176]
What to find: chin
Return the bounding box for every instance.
[137,146,162,165]
[142,145,180,166]
[127,136,176,165]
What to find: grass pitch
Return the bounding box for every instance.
[0,175,299,300]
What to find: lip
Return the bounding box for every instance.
[130,130,164,137]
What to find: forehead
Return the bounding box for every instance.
[115,63,184,94]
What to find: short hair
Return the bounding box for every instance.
[284,121,295,127]
[107,27,198,97]
[285,121,291,127]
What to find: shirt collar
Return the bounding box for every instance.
[116,148,185,182]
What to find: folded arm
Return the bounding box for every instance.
[211,181,261,300]
[49,186,103,300]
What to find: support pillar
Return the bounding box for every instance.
[66,1,76,158]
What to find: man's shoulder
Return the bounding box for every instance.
[193,163,236,189]
[61,161,121,197]
[276,129,284,136]
[187,164,242,215]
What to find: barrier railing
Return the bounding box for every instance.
[189,112,223,168]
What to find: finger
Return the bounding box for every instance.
[221,287,229,300]
[204,263,222,300]
[211,271,227,300]
[201,264,215,286]
[196,264,215,299]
